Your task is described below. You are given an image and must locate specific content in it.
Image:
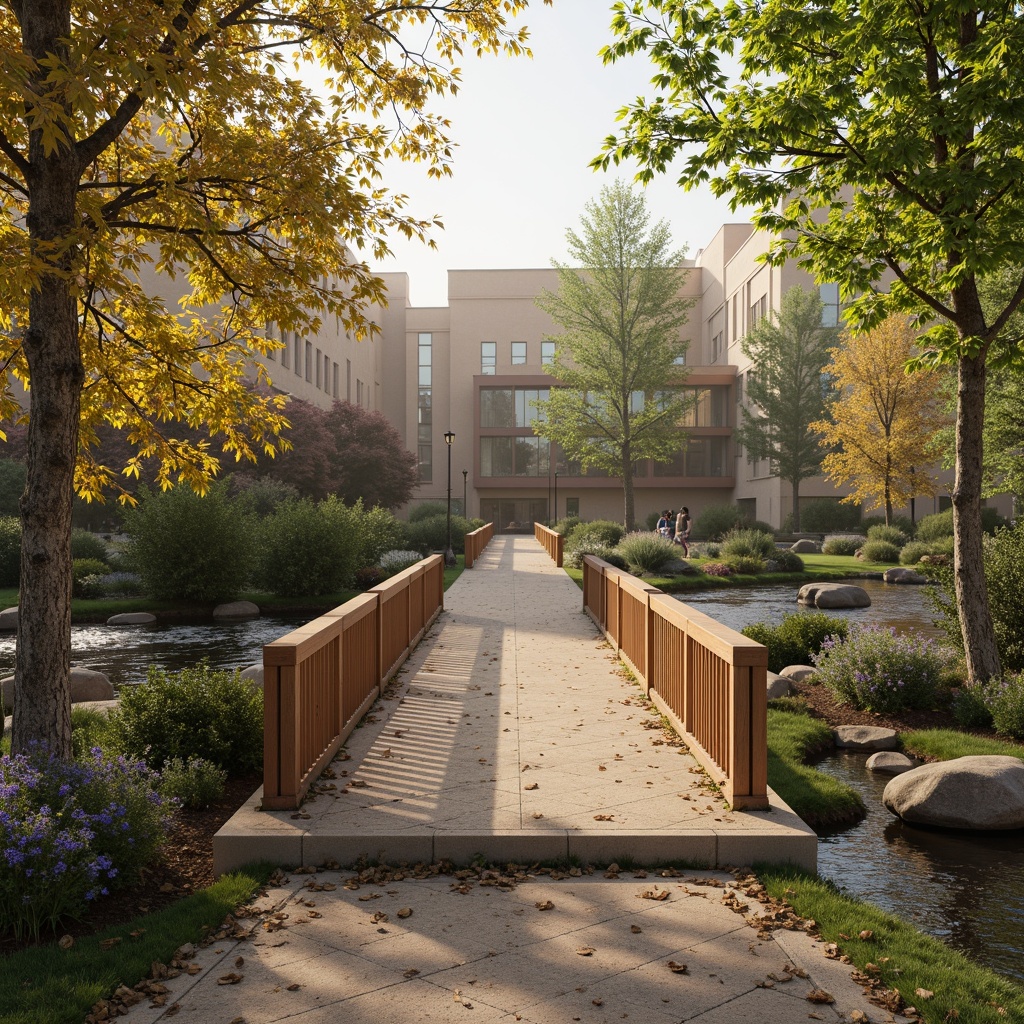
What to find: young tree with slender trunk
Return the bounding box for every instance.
[598,0,1024,684]
[734,286,837,531]
[811,317,946,525]
[533,180,693,531]
[1,0,545,757]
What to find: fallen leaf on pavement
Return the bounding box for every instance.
[630,925,642,934]
[397,908,413,919]
[535,900,554,911]
[576,947,596,956]
[806,989,834,1004]
[667,961,688,974]
[217,973,243,986]
[524,782,539,790]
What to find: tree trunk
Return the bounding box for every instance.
[953,352,1001,685]
[791,478,801,531]
[11,0,83,758]
[622,449,635,532]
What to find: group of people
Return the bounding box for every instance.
[656,507,691,556]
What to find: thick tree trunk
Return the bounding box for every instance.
[11,0,83,758]
[953,352,1001,685]
[622,451,635,532]
[791,478,801,531]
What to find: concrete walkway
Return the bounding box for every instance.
[215,536,814,875]
[113,537,909,1024]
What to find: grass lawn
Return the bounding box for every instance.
[758,867,1024,1024]
[901,728,1024,762]
[0,865,273,1024]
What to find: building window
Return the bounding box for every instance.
[279,328,289,369]
[346,359,351,401]
[673,350,686,365]
[480,387,549,427]
[511,341,526,365]
[304,340,313,382]
[820,282,840,327]
[418,443,433,483]
[481,341,496,375]
[566,497,579,517]
[749,294,767,327]
[418,332,432,482]
[332,362,339,398]
[736,373,743,405]
[315,348,322,388]
[541,341,555,366]
[480,436,550,477]
[294,333,301,376]
[711,331,724,362]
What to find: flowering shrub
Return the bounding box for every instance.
[742,613,848,673]
[159,756,227,809]
[700,562,735,577]
[724,554,765,575]
[812,626,944,713]
[379,549,424,573]
[0,745,169,938]
[615,532,677,574]
[983,673,1024,740]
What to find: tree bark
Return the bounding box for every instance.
[791,478,801,531]
[11,0,83,758]
[953,352,1001,684]
[622,445,635,532]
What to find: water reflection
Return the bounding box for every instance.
[817,752,1024,982]
[674,579,941,637]
[0,616,304,690]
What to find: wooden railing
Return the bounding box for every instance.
[464,522,494,568]
[262,554,444,810]
[534,522,564,566]
[582,555,769,810]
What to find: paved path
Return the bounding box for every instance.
[215,536,813,873]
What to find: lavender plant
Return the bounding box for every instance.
[812,626,944,713]
[0,745,169,938]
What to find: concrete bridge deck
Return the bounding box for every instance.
[215,536,815,875]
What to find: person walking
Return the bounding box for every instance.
[675,506,691,556]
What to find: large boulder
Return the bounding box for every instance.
[2,666,114,707]
[779,665,817,683]
[790,539,820,554]
[766,671,791,700]
[239,663,264,691]
[883,756,1024,831]
[797,582,871,609]
[833,725,900,751]
[883,567,928,585]
[213,600,260,621]
[106,612,157,625]
[0,606,17,630]
[866,751,918,776]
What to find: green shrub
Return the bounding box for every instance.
[821,533,863,556]
[721,528,776,560]
[70,706,114,760]
[867,523,909,547]
[228,475,300,518]
[408,500,449,523]
[742,612,848,673]
[984,673,1024,740]
[0,458,25,518]
[951,685,994,730]
[358,505,409,568]
[858,539,901,563]
[812,626,944,713]
[615,532,678,574]
[747,519,777,537]
[643,510,662,531]
[766,550,805,573]
[862,514,915,538]
[553,514,581,537]
[725,554,765,574]
[916,506,1006,542]
[108,663,263,775]
[929,523,1024,671]
[255,497,357,596]
[786,498,862,534]
[70,528,110,563]
[159,756,228,809]
[0,515,20,587]
[406,513,472,555]
[899,540,932,565]
[691,503,745,541]
[72,558,110,598]
[122,484,253,603]
[564,540,617,570]
[570,519,625,548]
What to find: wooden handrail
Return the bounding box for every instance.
[262,554,444,810]
[464,522,494,568]
[581,555,768,810]
[534,522,564,566]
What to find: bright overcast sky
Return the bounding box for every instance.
[363,0,756,308]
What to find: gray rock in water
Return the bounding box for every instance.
[834,725,900,750]
[883,756,1024,830]
[3,667,114,708]
[0,606,17,630]
[790,539,820,554]
[883,567,928,585]
[866,750,918,775]
[798,582,871,609]
[766,672,791,700]
[213,600,260,621]
[106,612,157,625]
[779,664,817,682]
[239,663,264,691]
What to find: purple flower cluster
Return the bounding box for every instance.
[700,562,736,578]
[811,625,944,713]
[0,744,169,940]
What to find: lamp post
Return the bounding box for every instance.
[462,469,468,519]
[554,471,559,525]
[444,430,456,566]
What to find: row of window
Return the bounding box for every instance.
[265,326,372,406]
[480,340,556,374]
[418,332,433,482]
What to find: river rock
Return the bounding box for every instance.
[798,582,871,609]
[883,756,1024,830]
[780,664,817,683]
[0,606,17,630]
[866,751,918,775]
[790,539,820,554]
[883,567,928,585]
[106,612,157,625]
[2,667,114,707]
[239,663,264,691]
[833,725,900,751]
[766,671,791,700]
[213,600,260,621]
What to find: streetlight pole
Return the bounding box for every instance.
[462,469,468,519]
[554,471,559,525]
[444,430,456,566]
